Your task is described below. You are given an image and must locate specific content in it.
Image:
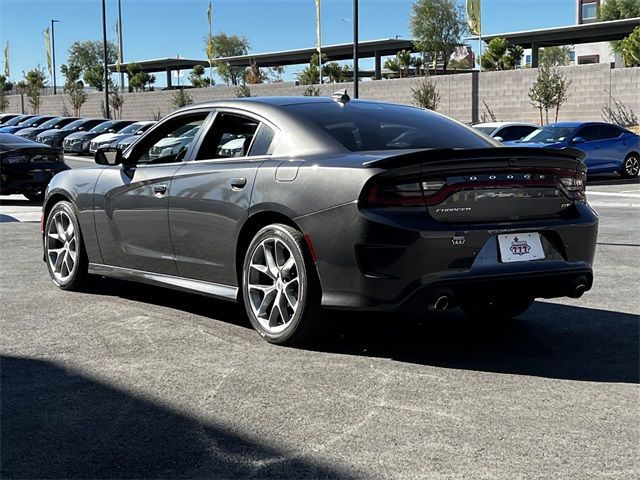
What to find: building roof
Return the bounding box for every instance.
[108,38,417,73]
[479,17,640,48]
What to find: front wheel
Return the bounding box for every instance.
[44,201,89,290]
[460,296,534,320]
[620,154,639,178]
[242,224,322,345]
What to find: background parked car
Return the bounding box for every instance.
[0,113,20,125]
[0,133,69,202]
[89,121,155,153]
[473,122,539,142]
[148,124,200,160]
[36,118,107,148]
[0,114,38,130]
[506,121,640,177]
[16,117,80,141]
[115,130,148,150]
[0,115,57,134]
[64,119,134,155]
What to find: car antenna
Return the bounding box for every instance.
[331,89,350,105]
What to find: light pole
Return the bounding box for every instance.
[51,19,60,95]
[117,0,124,91]
[101,0,110,119]
[353,0,359,98]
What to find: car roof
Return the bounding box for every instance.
[474,122,537,128]
[0,132,54,150]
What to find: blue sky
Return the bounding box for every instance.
[0,0,577,87]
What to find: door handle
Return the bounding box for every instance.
[230,177,247,190]
[153,184,167,196]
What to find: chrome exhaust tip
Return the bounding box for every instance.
[571,283,587,299]
[430,295,450,312]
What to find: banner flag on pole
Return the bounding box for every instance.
[115,18,121,72]
[315,0,322,55]
[466,0,481,36]
[3,42,9,78]
[43,27,52,76]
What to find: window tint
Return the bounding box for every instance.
[195,113,260,160]
[522,126,576,143]
[577,126,601,141]
[286,102,493,151]
[599,125,622,139]
[497,126,525,141]
[130,112,208,165]
[249,124,276,156]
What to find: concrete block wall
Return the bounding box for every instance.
[5,64,639,126]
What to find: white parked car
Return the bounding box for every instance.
[89,121,156,153]
[473,122,538,142]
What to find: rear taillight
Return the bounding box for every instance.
[560,171,586,200]
[366,181,424,206]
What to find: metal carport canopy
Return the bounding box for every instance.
[477,18,639,67]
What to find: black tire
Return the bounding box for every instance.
[460,296,534,321]
[620,153,639,178]
[241,223,322,345]
[44,201,89,290]
[23,190,45,203]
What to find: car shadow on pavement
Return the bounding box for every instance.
[85,277,638,385]
[311,302,639,384]
[0,355,353,480]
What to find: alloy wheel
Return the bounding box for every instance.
[624,156,639,177]
[46,211,78,283]
[247,238,300,334]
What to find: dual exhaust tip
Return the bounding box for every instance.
[429,279,589,311]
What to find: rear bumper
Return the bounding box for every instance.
[296,202,598,311]
[0,163,70,195]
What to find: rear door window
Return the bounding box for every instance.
[195,113,261,160]
[577,126,601,142]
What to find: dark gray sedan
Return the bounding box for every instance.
[41,96,598,345]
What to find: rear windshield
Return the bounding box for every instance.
[522,126,576,143]
[61,119,85,131]
[474,126,496,135]
[285,102,493,151]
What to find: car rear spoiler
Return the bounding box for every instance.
[363,147,587,170]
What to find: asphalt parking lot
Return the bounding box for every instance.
[0,158,638,479]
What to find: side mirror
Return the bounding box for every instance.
[135,130,143,135]
[78,126,85,131]
[54,125,60,129]
[493,136,504,142]
[108,129,116,133]
[572,137,585,144]
[95,147,122,166]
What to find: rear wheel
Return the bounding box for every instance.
[242,224,322,345]
[44,201,89,290]
[621,154,639,178]
[460,296,534,320]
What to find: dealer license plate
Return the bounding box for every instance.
[498,232,545,263]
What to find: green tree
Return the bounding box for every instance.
[297,53,328,85]
[127,63,155,92]
[109,87,125,119]
[529,64,570,125]
[410,0,466,73]
[0,75,13,113]
[21,67,47,114]
[384,58,402,78]
[61,63,87,116]
[66,40,117,90]
[412,76,440,110]
[205,33,249,85]
[303,85,321,96]
[234,83,252,98]
[171,88,193,108]
[411,56,425,76]
[397,49,413,77]
[322,62,349,83]
[267,65,285,82]
[188,64,211,88]
[598,0,640,21]
[619,26,640,67]
[597,0,640,60]
[246,61,264,84]
[481,38,523,70]
[540,46,572,67]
